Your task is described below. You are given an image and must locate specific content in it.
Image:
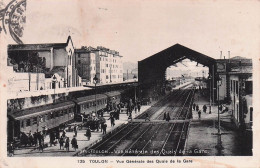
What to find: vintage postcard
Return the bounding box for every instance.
[0,0,259,168]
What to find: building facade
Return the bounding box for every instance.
[96,46,123,84]
[75,47,98,85]
[75,46,123,85]
[216,56,252,129]
[7,36,82,91]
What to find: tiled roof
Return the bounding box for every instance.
[8,43,68,51]
[8,36,73,51]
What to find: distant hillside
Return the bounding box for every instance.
[231,56,248,59]
[123,62,137,73]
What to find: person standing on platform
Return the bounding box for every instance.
[33,131,38,147]
[8,143,14,156]
[74,125,78,137]
[86,127,91,141]
[59,136,64,150]
[108,114,115,127]
[163,113,167,120]
[196,105,199,112]
[198,110,201,119]
[62,129,66,138]
[137,101,141,112]
[71,136,78,151]
[65,137,70,152]
[128,112,132,121]
[38,132,44,152]
[203,105,207,113]
[49,131,55,147]
[166,112,171,122]
[100,109,104,117]
[193,103,196,111]
[102,123,107,134]
[28,131,34,146]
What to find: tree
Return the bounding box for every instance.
[8,50,46,72]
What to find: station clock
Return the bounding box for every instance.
[217,62,226,72]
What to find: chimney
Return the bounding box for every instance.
[220,51,222,59]
[228,51,231,63]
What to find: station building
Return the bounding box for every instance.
[216,56,252,129]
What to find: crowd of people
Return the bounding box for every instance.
[8,97,145,156]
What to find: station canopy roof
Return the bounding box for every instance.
[139,44,215,67]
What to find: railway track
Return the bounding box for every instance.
[136,89,191,120]
[81,88,194,156]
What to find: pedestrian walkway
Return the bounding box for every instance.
[185,91,243,156]
[12,105,151,157]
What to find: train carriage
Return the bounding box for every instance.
[74,94,108,120]
[7,101,75,142]
[104,91,122,111]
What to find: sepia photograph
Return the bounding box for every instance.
[0,0,259,167]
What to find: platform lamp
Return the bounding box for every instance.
[208,75,212,114]
[93,74,98,117]
[216,74,222,135]
[52,75,57,103]
[212,74,224,154]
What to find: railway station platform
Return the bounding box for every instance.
[11,105,151,157]
[184,90,249,156]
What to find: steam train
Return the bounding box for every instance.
[7,91,122,142]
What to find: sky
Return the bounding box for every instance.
[22,0,260,63]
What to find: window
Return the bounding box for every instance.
[78,60,81,64]
[20,120,24,128]
[236,81,239,95]
[50,112,54,119]
[245,81,252,95]
[26,119,31,127]
[33,117,37,125]
[78,54,80,58]
[39,116,44,123]
[230,80,233,92]
[250,107,253,122]
[45,114,49,121]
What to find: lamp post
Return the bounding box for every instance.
[93,74,98,117]
[52,75,57,103]
[216,74,222,134]
[110,65,112,83]
[212,74,223,155]
[208,75,212,114]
